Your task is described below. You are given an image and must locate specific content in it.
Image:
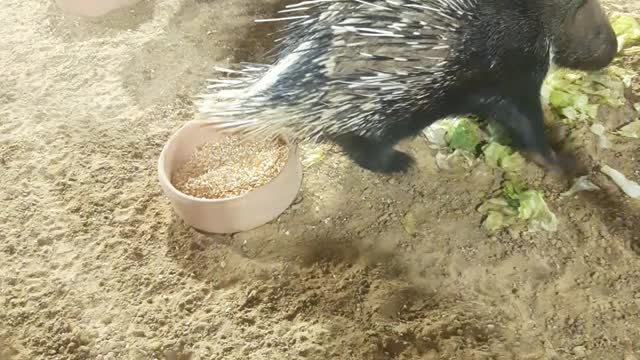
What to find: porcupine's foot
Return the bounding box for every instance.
[334,134,414,173]
[528,149,587,178]
[512,137,585,178]
[477,93,588,179]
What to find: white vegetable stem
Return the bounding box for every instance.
[601,165,640,199]
[561,175,600,197]
[589,123,611,149]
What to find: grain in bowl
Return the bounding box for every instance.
[171,136,289,199]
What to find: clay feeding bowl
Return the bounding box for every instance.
[157,121,302,234]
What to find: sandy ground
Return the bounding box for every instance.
[1,0,640,359]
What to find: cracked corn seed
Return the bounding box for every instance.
[171,137,288,199]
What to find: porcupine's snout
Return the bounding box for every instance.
[551,0,617,71]
[573,0,618,70]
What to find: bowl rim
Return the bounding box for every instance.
[157,122,298,204]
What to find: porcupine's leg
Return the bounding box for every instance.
[478,94,579,174]
[333,133,415,173]
[334,109,444,173]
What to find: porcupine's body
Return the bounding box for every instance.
[197,0,617,173]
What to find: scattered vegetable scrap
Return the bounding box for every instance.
[618,121,640,138]
[302,146,326,168]
[541,66,632,123]
[560,176,601,198]
[423,116,480,170]
[478,181,558,233]
[445,117,481,153]
[482,142,524,177]
[401,212,417,235]
[601,165,640,199]
[611,15,640,51]
[590,123,612,149]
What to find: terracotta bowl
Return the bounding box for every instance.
[157,121,302,234]
[55,0,142,17]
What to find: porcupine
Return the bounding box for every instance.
[196,0,618,174]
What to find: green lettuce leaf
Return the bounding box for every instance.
[611,15,640,51]
[517,190,559,232]
[482,143,525,176]
[445,117,481,153]
[541,66,630,123]
[618,121,640,138]
[479,181,557,233]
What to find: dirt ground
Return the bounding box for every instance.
[1,0,640,359]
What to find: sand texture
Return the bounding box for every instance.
[1,0,640,359]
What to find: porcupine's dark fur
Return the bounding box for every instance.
[196,0,617,174]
